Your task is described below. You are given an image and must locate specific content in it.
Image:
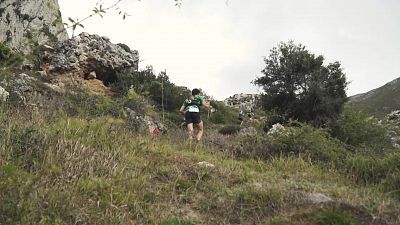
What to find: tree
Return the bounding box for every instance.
[254,41,348,127]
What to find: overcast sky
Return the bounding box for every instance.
[58,0,400,100]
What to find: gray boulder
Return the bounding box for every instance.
[0,86,9,102]
[0,73,37,102]
[125,107,165,133]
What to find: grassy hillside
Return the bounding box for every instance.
[348,77,400,118]
[1,43,400,225]
[1,100,400,225]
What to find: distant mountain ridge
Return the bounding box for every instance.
[348,77,400,118]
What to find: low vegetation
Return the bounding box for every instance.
[0,41,399,224]
[0,88,399,224]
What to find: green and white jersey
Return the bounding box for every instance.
[182,95,205,113]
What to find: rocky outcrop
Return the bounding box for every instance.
[0,86,9,102]
[267,123,286,136]
[0,73,40,103]
[0,0,68,53]
[224,93,258,110]
[125,107,165,133]
[385,110,400,147]
[39,32,139,92]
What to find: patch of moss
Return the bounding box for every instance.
[40,24,58,44]
[0,7,6,17]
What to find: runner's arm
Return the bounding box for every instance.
[202,100,210,109]
[179,105,185,115]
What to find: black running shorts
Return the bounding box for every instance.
[185,112,201,124]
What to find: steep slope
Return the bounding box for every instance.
[348,77,400,118]
[0,0,68,53]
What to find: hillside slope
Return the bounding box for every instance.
[0,104,399,225]
[348,77,400,118]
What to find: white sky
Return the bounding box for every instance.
[58,0,400,100]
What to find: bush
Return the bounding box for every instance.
[331,108,391,152]
[0,164,36,224]
[10,127,46,172]
[0,43,24,68]
[345,153,389,184]
[344,151,400,187]
[219,125,241,135]
[237,123,347,164]
[270,123,348,164]
[262,112,286,133]
[209,101,238,125]
[310,206,358,225]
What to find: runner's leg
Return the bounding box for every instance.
[195,121,204,141]
[187,123,194,140]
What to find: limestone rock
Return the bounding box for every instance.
[307,193,332,204]
[197,161,215,168]
[0,0,68,54]
[35,70,48,77]
[7,73,37,102]
[0,73,44,104]
[0,86,9,102]
[384,110,400,147]
[267,123,286,136]
[387,110,400,121]
[125,107,165,133]
[224,93,259,110]
[87,71,97,80]
[40,32,139,86]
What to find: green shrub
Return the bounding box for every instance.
[218,125,241,135]
[310,207,359,225]
[0,164,36,225]
[111,68,190,112]
[345,151,400,185]
[8,126,46,172]
[270,123,348,164]
[345,153,389,184]
[235,123,348,164]
[382,170,400,200]
[331,108,391,152]
[262,112,286,133]
[0,43,24,68]
[209,101,238,125]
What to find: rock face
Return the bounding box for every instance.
[0,0,68,53]
[224,93,258,110]
[40,32,139,88]
[125,107,165,133]
[0,73,38,103]
[385,110,400,148]
[267,123,286,136]
[0,86,9,102]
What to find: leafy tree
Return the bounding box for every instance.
[111,66,190,112]
[254,41,348,127]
